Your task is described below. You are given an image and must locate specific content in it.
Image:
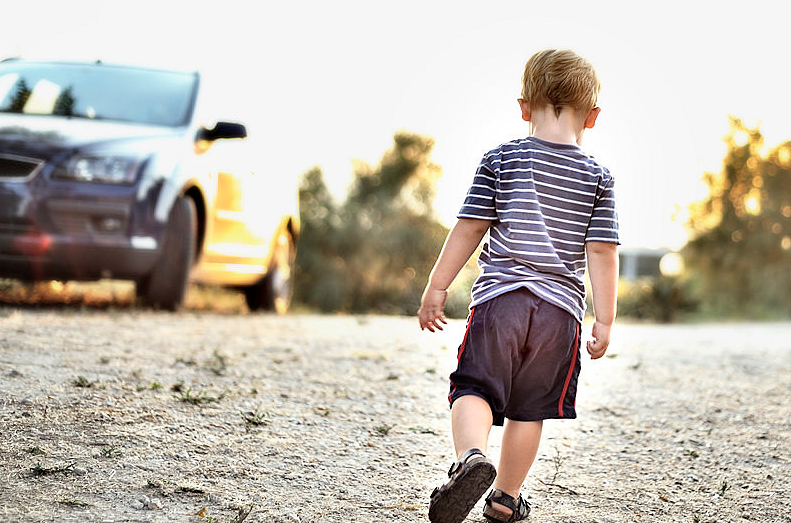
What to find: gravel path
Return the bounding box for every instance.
[1,308,790,522]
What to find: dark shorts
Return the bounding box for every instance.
[449,288,581,425]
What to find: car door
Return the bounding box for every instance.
[195,133,270,285]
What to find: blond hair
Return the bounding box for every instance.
[521,49,600,113]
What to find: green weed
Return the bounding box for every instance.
[30,461,76,476]
[549,447,564,484]
[177,387,224,405]
[178,485,206,494]
[374,423,395,436]
[206,350,229,376]
[409,426,438,435]
[71,376,93,388]
[240,406,271,429]
[59,498,90,507]
[313,407,331,417]
[100,446,122,458]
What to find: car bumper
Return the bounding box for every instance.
[0,230,161,281]
[0,184,163,281]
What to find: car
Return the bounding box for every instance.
[0,58,299,312]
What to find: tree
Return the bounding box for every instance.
[53,86,76,116]
[683,117,791,317]
[7,78,30,112]
[293,131,453,315]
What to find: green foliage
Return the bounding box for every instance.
[240,405,271,430]
[617,277,698,323]
[682,117,791,317]
[294,132,458,315]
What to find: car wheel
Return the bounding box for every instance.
[136,196,197,311]
[244,231,295,314]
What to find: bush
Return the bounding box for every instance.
[293,132,448,315]
[617,276,698,323]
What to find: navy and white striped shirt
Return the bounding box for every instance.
[459,136,619,322]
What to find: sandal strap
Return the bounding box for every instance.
[486,489,518,512]
[447,448,485,477]
[485,489,530,521]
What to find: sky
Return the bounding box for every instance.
[4,0,790,250]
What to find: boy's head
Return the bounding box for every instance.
[520,49,600,115]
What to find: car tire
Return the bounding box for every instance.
[244,231,295,314]
[136,196,197,311]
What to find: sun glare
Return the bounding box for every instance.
[659,252,684,277]
[733,131,750,147]
[744,194,761,215]
[778,147,791,166]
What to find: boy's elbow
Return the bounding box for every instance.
[457,217,492,237]
[586,241,618,256]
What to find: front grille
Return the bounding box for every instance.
[46,200,130,237]
[0,217,36,234]
[49,211,90,235]
[0,154,44,180]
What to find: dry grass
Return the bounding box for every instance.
[0,278,247,313]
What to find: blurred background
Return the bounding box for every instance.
[3,0,790,321]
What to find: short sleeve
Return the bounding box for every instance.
[585,175,620,244]
[457,157,498,220]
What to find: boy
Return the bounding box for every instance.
[418,49,619,523]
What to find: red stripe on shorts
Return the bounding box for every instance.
[557,323,580,417]
[448,306,476,404]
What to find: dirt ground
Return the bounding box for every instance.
[1,299,790,522]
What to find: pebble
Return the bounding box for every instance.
[131,495,161,510]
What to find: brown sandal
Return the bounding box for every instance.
[429,448,496,523]
[483,488,531,522]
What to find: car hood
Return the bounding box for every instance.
[0,113,185,158]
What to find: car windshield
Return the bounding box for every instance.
[0,61,197,127]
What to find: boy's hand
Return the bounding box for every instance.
[418,286,448,332]
[586,320,612,359]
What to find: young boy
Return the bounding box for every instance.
[418,49,619,523]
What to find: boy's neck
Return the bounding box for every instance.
[527,105,587,146]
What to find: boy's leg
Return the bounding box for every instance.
[490,419,543,514]
[428,394,496,523]
[451,394,493,457]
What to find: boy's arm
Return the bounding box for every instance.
[585,241,619,359]
[418,218,491,332]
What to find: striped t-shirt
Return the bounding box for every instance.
[458,136,619,322]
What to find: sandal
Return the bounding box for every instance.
[483,489,531,522]
[428,448,496,523]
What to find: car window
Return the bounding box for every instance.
[0,62,197,127]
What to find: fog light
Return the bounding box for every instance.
[96,217,123,232]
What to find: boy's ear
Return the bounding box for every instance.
[584,107,601,129]
[518,98,531,122]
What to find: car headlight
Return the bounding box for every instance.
[53,155,144,184]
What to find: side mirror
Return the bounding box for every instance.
[196,121,247,141]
